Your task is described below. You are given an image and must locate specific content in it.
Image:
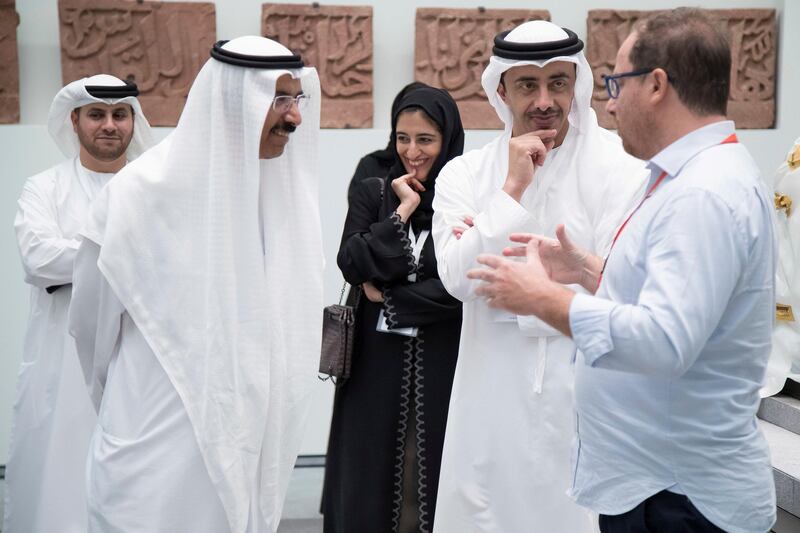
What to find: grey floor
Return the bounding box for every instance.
[0,467,325,532]
[279,466,324,532]
[2,468,798,532]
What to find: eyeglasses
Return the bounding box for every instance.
[602,68,672,99]
[272,94,310,113]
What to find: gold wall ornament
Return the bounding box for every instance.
[776,303,795,322]
[775,192,793,216]
[789,144,800,171]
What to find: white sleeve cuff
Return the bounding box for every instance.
[569,292,617,365]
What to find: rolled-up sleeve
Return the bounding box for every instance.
[569,292,617,363]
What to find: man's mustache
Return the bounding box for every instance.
[529,110,561,118]
[272,122,297,133]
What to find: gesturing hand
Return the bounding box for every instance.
[466,242,552,316]
[468,240,575,336]
[503,129,557,202]
[503,224,603,293]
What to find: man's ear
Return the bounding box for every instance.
[70,109,79,132]
[497,82,508,104]
[649,68,669,106]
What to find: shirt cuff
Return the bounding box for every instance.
[569,292,617,366]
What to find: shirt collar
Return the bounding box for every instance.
[646,120,735,179]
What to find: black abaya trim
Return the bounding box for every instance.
[391,212,415,273]
[391,335,416,532]
[414,332,430,533]
[384,212,415,330]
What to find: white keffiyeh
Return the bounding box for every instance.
[81,36,324,532]
[47,74,153,160]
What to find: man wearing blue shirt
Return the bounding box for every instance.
[467,8,776,533]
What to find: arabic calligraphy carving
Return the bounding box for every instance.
[415,8,550,129]
[262,3,373,129]
[586,9,777,129]
[58,0,216,126]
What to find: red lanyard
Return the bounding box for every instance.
[596,133,738,288]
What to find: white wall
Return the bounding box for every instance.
[1,0,795,461]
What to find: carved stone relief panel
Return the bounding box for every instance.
[415,8,550,129]
[0,0,20,123]
[58,0,217,126]
[262,3,373,129]
[586,9,777,129]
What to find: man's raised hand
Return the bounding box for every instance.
[503,129,557,202]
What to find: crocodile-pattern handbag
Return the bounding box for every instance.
[319,283,361,385]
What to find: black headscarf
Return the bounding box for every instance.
[369,82,429,164]
[387,85,465,230]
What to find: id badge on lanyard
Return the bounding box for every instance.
[376,226,430,337]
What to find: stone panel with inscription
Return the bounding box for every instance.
[262,3,373,129]
[586,9,777,129]
[0,0,20,124]
[415,8,550,129]
[58,0,216,126]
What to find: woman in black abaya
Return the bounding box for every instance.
[322,85,464,533]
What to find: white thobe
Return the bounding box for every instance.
[69,239,274,532]
[4,158,111,533]
[431,129,646,532]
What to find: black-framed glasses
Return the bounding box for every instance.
[272,94,310,113]
[602,68,657,99]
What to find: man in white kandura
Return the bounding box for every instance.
[4,75,153,533]
[431,20,646,532]
[68,36,323,532]
[468,9,776,532]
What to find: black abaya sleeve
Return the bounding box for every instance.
[383,279,461,329]
[337,178,414,285]
[347,154,387,202]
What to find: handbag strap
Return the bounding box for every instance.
[338,281,363,312]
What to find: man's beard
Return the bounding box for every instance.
[617,112,649,160]
[78,130,130,162]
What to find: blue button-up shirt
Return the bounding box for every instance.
[568,121,776,533]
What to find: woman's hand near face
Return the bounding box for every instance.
[392,169,425,223]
